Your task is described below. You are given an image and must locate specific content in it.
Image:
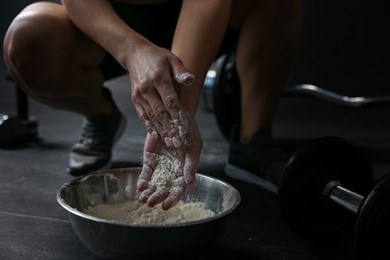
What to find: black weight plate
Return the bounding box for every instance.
[354,172,390,260]
[212,53,241,140]
[0,115,25,145]
[279,136,374,241]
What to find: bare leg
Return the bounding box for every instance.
[230,0,302,143]
[224,0,303,190]
[3,2,111,117]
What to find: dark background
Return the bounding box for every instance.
[287,0,390,97]
[1,1,390,260]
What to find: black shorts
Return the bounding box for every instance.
[100,0,239,80]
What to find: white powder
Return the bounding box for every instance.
[150,151,181,189]
[84,200,215,225]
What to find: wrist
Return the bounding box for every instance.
[178,82,202,117]
[115,34,151,70]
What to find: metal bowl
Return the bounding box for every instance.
[57,167,241,259]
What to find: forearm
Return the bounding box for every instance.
[172,0,232,115]
[61,0,150,70]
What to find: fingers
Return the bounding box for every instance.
[137,163,153,192]
[138,148,189,210]
[138,186,156,203]
[139,177,188,210]
[150,80,189,147]
[183,156,198,187]
[162,177,188,210]
[140,186,169,207]
[130,54,194,147]
[137,116,202,211]
[133,103,160,140]
[169,55,196,86]
[175,72,196,86]
[137,151,159,191]
[183,133,201,187]
[132,79,188,148]
[133,86,174,146]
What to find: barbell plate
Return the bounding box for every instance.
[211,52,241,140]
[279,136,374,241]
[353,172,390,260]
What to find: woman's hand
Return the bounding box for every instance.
[128,43,195,148]
[137,113,202,210]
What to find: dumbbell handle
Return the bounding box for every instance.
[323,181,365,214]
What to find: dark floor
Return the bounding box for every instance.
[1,71,390,260]
[2,1,390,259]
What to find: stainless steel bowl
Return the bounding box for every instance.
[57,167,241,259]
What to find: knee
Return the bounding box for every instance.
[3,2,70,92]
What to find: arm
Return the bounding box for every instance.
[172,0,232,115]
[62,0,194,146]
[137,0,234,210]
[61,0,148,69]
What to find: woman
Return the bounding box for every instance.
[3,0,302,209]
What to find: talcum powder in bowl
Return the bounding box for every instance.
[84,200,216,225]
[57,167,241,259]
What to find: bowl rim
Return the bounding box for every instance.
[57,167,241,228]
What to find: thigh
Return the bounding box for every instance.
[4,2,106,99]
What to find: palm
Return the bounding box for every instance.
[137,117,202,210]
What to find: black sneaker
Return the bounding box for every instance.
[67,88,127,176]
[225,125,288,194]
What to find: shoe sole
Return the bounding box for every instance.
[225,163,278,194]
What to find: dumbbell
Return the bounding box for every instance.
[279,136,390,260]
[0,114,38,145]
[202,52,241,140]
[0,85,39,146]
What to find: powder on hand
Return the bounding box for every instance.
[149,151,181,189]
